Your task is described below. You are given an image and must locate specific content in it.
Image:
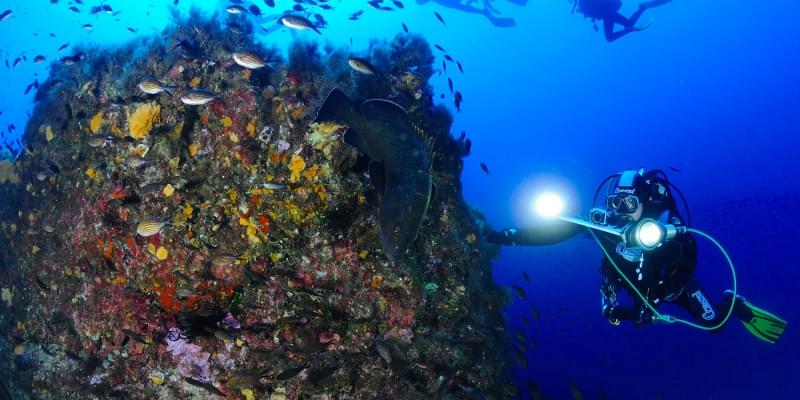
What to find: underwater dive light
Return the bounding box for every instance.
[634,219,664,250]
[533,192,625,237]
[534,194,738,332]
[625,218,687,251]
[533,192,565,218]
[533,193,687,250]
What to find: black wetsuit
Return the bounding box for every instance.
[490,219,748,329]
[576,0,672,42]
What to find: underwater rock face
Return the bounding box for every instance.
[0,13,508,400]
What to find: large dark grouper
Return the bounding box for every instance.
[315,89,433,261]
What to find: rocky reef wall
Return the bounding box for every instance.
[0,12,510,400]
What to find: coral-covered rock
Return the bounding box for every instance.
[0,160,19,185]
[127,102,160,140]
[0,11,509,400]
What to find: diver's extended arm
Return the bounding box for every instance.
[603,304,654,325]
[487,220,585,246]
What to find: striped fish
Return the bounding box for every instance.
[210,255,242,268]
[232,52,267,69]
[180,89,219,105]
[136,219,168,237]
[138,78,176,95]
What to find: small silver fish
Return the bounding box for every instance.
[0,9,12,22]
[138,78,176,95]
[226,5,247,14]
[180,89,219,105]
[232,52,267,69]
[82,23,93,30]
[136,219,168,237]
[87,134,117,148]
[347,57,377,75]
[33,160,59,181]
[33,55,46,64]
[125,155,152,169]
[35,169,57,181]
[210,255,241,268]
[262,182,284,190]
[278,15,321,34]
[173,287,191,298]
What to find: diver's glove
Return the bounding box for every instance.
[635,307,656,326]
[487,228,518,245]
[602,304,621,326]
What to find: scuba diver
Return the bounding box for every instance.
[416,0,522,28]
[572,0,672,42]
[488,168,788,344]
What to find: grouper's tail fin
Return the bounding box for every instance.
[315,88,356,123]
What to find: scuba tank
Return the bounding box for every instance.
[575,0,624,19]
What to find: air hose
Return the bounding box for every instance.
[589,228,737,331]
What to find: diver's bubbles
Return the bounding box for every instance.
[510,172,580,227]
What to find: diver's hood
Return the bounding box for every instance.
[613,169,643,195]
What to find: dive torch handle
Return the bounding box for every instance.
[557,216,624,237]
[664,224,687,241]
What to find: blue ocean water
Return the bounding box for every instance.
[1,1,798,399]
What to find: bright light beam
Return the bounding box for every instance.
[533,192,565,218]
[533,191,625,237]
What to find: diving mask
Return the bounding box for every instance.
[607,194,640,214]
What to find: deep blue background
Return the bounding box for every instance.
[1,1,798,399]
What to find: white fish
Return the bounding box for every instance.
[226,5,247,14]
[125,155,152,168]
[232,52,267,69]
[180,89,219,105]
[262,183,284,190]
[278,15,321,34]
[347,57,377,75]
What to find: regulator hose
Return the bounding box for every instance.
[589,228,737,331]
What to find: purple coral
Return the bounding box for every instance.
[165,327,212,381]
[222,312,241,331]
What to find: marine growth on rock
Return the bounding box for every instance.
[0,10,510,400]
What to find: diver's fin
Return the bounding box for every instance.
[315,88,355,123]
[368,161,386,194]
[359,99,409,129]
[739,299,787,344]
[635,17,655,31]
